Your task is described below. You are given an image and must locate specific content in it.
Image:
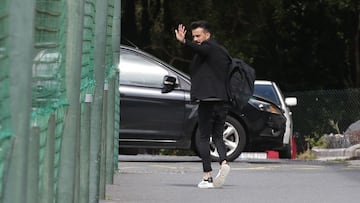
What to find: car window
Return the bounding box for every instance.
[254,84,281,106]
[119,51,169,88]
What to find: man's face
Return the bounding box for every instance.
[191,28,210,44]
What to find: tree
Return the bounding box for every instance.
[121,0,137,45]
[121,0,360,91]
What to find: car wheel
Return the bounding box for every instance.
[195,116,246,162]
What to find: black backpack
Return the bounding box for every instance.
[225,55,256,111]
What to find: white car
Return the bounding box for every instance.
[254,80,297,158]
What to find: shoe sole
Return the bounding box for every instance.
[213,165,230,188]
[198,184,214,189]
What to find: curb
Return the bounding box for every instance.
[345,144,360,158]
[312,144,360,160]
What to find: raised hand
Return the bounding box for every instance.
[175,24,187,43]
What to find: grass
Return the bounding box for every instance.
[296,149,317,160]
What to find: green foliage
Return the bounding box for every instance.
[121,0,360,91]
[304,132,329,149]
[329,119,341,134]
[298,132,328,160]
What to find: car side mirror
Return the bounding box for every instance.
[285,97,297,106]
[162,75,177,93]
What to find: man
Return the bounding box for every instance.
[175,20,231,189]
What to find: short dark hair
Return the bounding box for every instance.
[190,20,211,33]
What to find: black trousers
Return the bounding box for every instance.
[198,101,228,172]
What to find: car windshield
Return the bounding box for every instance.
[254,84,281,106]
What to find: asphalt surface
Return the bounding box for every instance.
[100,154,360,203]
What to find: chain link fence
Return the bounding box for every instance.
[286,88,360,152]
[0,0,120,203]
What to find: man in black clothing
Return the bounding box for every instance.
[175,20,231,189]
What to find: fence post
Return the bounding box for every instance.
[40,114,56,203]
[106,78,116,184]
[79,94,92,203]
[74,104,82,203]
[27,126,40,203]
[57,0,85,202]
[99,83,108,199]
[3,0,35,202]
[89,0,108,202]
[111,0,121,176]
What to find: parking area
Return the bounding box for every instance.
[101,155,360,203]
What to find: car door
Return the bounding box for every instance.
[119,49,186,145]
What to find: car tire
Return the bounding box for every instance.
[279,135,296,159]
[195,116,246,162]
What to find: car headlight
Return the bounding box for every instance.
[249,98,282,115]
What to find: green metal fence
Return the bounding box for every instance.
[0,0,121,202]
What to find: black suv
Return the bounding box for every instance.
[119,45,287,161]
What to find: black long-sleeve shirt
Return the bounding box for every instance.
[184,38,230,102]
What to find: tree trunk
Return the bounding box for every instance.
[356,13,360,87]
[122,0,137,44]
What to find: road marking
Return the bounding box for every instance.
[231,165,324,171]
[149,164,179,169]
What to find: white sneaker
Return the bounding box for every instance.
[197,177,214,189]
[213,164,230,188]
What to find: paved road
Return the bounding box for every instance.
[101,155,360,203]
